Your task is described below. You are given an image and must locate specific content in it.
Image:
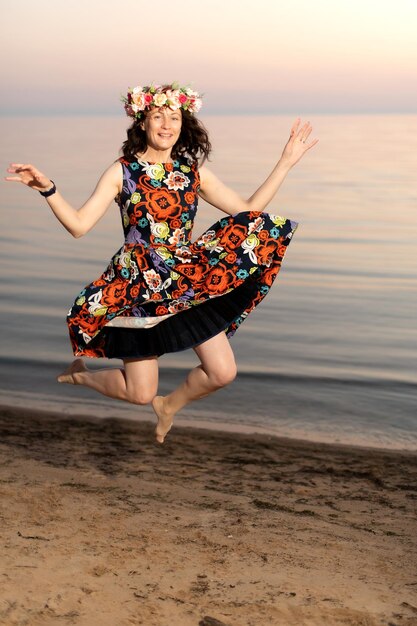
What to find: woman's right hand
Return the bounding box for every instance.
[5,163,53,193]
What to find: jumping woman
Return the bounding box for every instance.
[5,82,318,444]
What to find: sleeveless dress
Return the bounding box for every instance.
[66,154,299,359]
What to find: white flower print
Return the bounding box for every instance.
[242,234,259,264]
[103,266,115,282]
[168,227,186,246]
[174,246,194,263]
[163,171,190,191]
[168,300,192,314]
[147,213,169,239]
[143,269,163,292]
[248,216,265,234]
[87,290,104,314]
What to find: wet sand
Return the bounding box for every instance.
[0,405,416,626]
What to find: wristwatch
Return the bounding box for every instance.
[39,180,56,197]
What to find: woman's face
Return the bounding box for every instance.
[141,107,182,152]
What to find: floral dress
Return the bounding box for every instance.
[67,154,299,358]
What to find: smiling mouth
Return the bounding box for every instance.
[158,134,173,138]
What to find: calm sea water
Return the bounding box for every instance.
[1,114,416,450]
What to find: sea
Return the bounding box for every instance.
[1,114,416,451]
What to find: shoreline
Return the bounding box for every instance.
[0,400,415,454]
[1,404,416,625]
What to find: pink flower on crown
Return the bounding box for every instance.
[188,98,202,113]
[178,93,188,105]
[131,91,146,108]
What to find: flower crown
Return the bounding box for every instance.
[120,82,203,120]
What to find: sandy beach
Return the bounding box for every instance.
[0,405,416,626]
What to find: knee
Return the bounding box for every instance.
[126,387,156,405]
[208,361,238,388]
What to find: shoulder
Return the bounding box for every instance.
[197,163,216,189]
[96,159,124,195]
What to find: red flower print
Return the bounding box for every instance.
[145,188,183,221]
[220,223,247,249]
[256,241,278,265]
[69,308,100,336]
[205,263,235,295]
[132,248,151,272]
[278,244,288,258]
[101,282,129,308]
[178,262,207,283]
[262,265,280,286]
[225,251,237,264]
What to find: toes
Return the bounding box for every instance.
[57,359,86,384]
[155,422,172,444]
[57,373,73,384]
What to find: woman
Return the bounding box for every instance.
[5,82,318,444]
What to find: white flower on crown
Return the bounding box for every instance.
[153,92,167,107]
[166,89,181,110]
[132,86,143,94]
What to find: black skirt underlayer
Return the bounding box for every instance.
[99,277,259,359]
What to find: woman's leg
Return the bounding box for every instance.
[152,331,237,444]
[57,356,159,405]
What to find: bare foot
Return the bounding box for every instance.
[57,359,88,384]
[152,395,174,444]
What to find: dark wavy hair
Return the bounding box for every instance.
[119,88,212,166]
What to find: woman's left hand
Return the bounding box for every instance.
[280,118,319,168]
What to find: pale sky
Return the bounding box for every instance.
[1,0,416,115]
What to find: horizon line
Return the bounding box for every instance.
[0,110,416,117]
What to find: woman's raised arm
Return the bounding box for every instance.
[5,161,122,238]
[198,118,318,216]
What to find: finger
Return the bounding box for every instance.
[10,164,33,173]
[290,118,300,135]
[296,125,308,139]
[4,176,24,182]
[10,163,33,168]
[298,123,313,141]
[305,139,319,150]
[14,164,43,179]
